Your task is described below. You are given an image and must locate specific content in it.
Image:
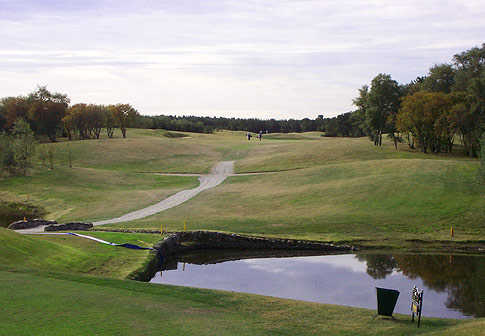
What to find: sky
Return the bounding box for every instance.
[0,1,484,119]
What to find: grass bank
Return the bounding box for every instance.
[1,269,482,336]
[0,228,161,278]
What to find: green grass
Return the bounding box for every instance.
[2,129,482,241]
[1,130,485,334]
[0,167,198,222]
[0,228,160,278]
[1,269,482,336]
[108,134,484,243]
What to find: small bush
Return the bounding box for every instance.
[0,201,46,227]
[163,131,188,138]
[480,133,485,181]
[0,119,36,176]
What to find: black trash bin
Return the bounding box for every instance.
[376,287,400,317]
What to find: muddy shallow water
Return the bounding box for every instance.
[150,251,485,319]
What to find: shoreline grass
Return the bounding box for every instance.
[1,268,482,336]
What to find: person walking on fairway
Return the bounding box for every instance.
[258,130,262,141]
[247,132,252,141]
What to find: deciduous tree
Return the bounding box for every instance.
[27,86,69,142]
[110,104,139,138]
[366,74,402,146]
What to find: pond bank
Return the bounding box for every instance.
[127,230,355,281]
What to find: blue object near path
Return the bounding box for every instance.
[30,232,153,250]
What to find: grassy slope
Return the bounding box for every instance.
[111,134,484,242]
[1,270,482,336]
[2,129,480,240]
[0,129,252,223]
[1,131,484,334]
[0,130,214,223]
[0,228,160,278]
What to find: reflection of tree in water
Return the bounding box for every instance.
[357,253,485,317]
[355,254,397,279]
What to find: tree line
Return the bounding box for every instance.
[1,43,483,158]
[346,43,484,157]
[0,86,140,142]
[137,115,324,134]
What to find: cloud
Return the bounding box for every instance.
[0,0,484,118]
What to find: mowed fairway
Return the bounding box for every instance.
[1,129,483,240]
[103,132,484,242]
[0,129,250,223]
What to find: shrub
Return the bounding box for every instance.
[0,201,46,227]
[0,119,36,176]
[480,133,485,181]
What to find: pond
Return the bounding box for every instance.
[150,250,485,319]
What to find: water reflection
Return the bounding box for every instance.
[354,254,485,317]
[150,251,485,319]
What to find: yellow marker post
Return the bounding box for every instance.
[160,223,163,235]
[450,226,454,239]
[184,220,186,232]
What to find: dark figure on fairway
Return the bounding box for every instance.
[258,131,262,141]
[247,132,252,140]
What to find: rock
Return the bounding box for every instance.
[8,219,57,230]
[44,222,93,231]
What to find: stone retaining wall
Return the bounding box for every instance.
[8,219,57,230]
[128,231,355,281]
[128,231,354,282]
[45,222,94,231]
[153,231,354,257]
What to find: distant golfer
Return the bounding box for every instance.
[247,132,252,140]
[258,131,262,141]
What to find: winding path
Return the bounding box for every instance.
[93,161,234,225]
[16,161,268,234]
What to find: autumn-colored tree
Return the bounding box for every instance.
[0,96,30,131]
[62,108,75,140]
[397,91,455,153]
[27,86,69,142]
[67,104,89,139]
[109,104,139,138]
[86,104,106,139]
[105,105,116,138]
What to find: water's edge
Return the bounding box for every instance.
[127,231,355,281]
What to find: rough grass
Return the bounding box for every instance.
[1,269,481,336]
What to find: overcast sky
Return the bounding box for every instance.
[1,0,484,119]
